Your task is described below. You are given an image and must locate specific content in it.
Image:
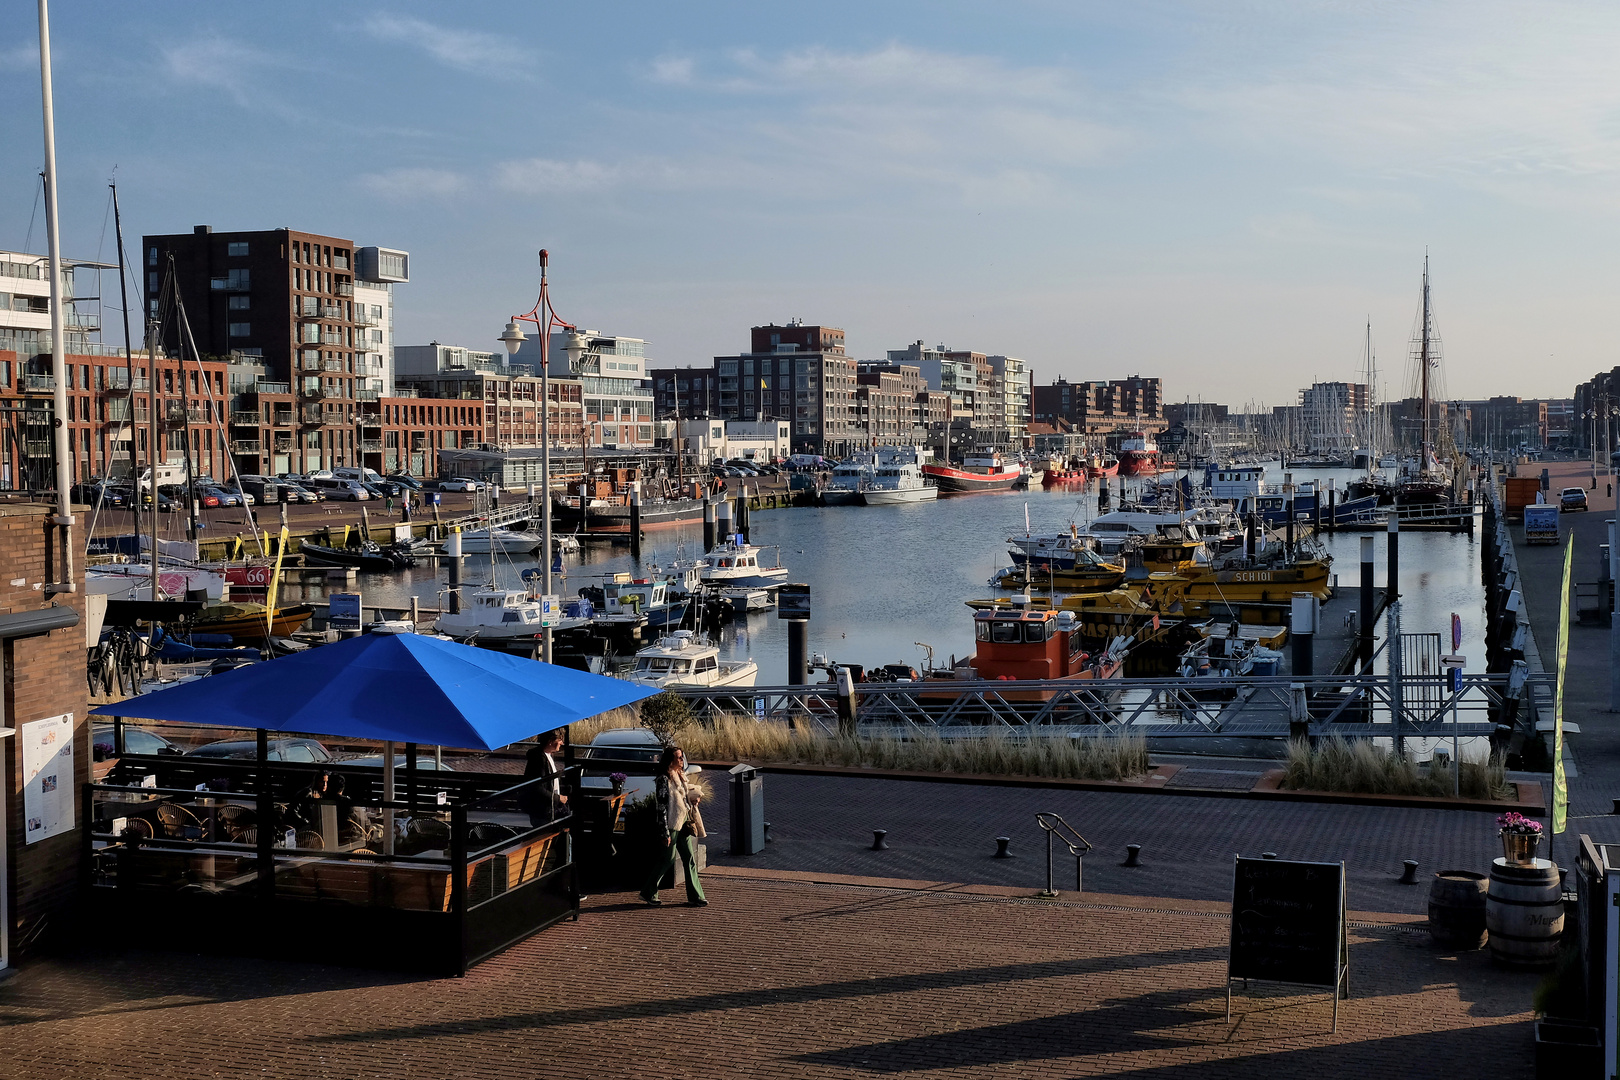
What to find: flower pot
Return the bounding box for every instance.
[611,781,625,796]
[1535,1020,1600,1079]
[1502,832,1542,866]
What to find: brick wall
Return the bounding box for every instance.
[0,503,87,962]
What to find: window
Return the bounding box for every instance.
[147,248,158,266]
[370,304,383,319]
[300,324,320,344]
[369,329,382,343]
[228,322,251,337]
[229,295,250,310]
[990,621,1021,644]
[227,241,249,257]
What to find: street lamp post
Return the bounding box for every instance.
[499,250,586,664]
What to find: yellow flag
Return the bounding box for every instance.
[1553,534,1573,834]
[264,526,289,643]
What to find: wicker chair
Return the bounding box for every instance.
[295,830,325,851]
[469,821,518,846]
[155,803,203,841]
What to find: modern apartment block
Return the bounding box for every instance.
[714,322,860,457]
[141,226,408,475]
[1032,375,1166,440]
[649,366,719,419]
[548,330,656,448]
[393,342,584,465]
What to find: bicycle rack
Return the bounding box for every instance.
[1035,812,1092,897]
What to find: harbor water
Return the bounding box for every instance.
[350,464,1488,690]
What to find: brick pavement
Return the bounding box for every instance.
[0,874,1536,1079]
[698,770,1529,915]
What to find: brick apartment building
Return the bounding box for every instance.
[141,226,408,477]
[714,322,861,457]
[1032,375,1166,441]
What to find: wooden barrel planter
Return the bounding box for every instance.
[1486,858,1563,967]
[1428,870,1487,950]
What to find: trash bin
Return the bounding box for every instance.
[729,763,765,855]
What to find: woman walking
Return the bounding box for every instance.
[640,745,707,907]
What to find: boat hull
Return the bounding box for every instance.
[193,605,314,640]
[821,488,865,506]
[860,485,937,505]
[1041,469,1087,487]
[1088,461,1119,479]
[551,497,707,531]
[921,464,1022,493]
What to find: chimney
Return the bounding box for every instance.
[194,225,212,235]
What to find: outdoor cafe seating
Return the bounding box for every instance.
[87,631,655,976]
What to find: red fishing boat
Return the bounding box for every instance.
[1118,433,1171,476]
[922,451,1022,494]
[1087,453,1119,480]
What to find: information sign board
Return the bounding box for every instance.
[328,592,362,630]
[22,714,75,844]
[777,583,811,620]
[1228,856,1348,1029]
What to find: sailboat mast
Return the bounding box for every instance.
[38,0,75,595]
[111,184,144,585]
[1420,256,1431,457]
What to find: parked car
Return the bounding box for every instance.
[185,737,333,763]
[281,482,321,503]
[1560,487,1589,512]
[308,477,370,501]
[91,723,186,761]
[437,477,485,492]
[340,753,457,772]
[72,482,124,507]
[387,473,423,491]
[201,485,242,507]
[577,728,702,801]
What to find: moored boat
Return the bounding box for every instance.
[298,540,415,572]
[921,451,1021,494]
[1118,432,1169,476]
[192,602,314,640]
[699,539,788,588]
[624,630,758,689]
[860,454,937,505]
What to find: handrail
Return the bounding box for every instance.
[1035,811,1091,896]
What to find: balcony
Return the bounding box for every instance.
[230,411,261,426]
[322,359,346,372]
[249,381,291,395]
[360,439,382,453]
[300,356,323,371]
[271,411,293,427]
[299,406,323,424]
[355,310,380,327]
[300,385,328,400]
[273,437,294,452]
[321,332,346,346]
[231,440,261,454]
[334,282,353,297]
[299,303,343,321]
[355,389,379,401]
[22,374,55,392]
[103,375,150,394]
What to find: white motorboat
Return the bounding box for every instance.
[434,586,545,640]
[85,562,228,601]
[821,453,876,506]
[456,527,544,555]
[699,540,788,588]
[625,630,758,689]
[860,458,937,505]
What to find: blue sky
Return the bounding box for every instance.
[4,1,1618,406]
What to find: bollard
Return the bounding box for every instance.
[1399,860,1419,884]
[1261,851,1278,860]
[1124,844,1141,867]
[1285,474,1295,556]
[360,505,371,542]
[764,821,772,842]
[994,836,1013,858]
[1387,511,1400,599]
[446,530,463,615]
[871,829,888,851]
[1326,483,1336,534]
[703,494,715,552]
[716,499,733,545]
[1291,593,1317,678]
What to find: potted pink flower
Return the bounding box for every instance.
[1497,812,1543,865]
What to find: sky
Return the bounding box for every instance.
[4,1,1619,407]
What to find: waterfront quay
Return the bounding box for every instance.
[0,873,1535,1079]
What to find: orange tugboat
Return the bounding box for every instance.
[922,604,1128,702]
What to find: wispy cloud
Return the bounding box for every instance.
[362,14,528,75]
[0,41,38,73]
[157,33,286,110]
[357,167,469,202]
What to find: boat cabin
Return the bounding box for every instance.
[971,606,1094,680]
[473,590,540,625]
[1205,464,1265,500]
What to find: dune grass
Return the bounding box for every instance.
[1280,736,1512,800]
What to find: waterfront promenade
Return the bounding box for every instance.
[0,873,1534,1079]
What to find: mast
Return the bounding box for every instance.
[111,184,144,583]
[38,0,75,596]
[1420,255,1431,460]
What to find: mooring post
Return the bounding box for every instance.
[629,486,641,560]
[788,617,808,686]
[1387,511,1400,600]
[1359,535,1375,673]
[446,529,463,615]
[703,493,715,553]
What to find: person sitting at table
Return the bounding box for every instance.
[289,771,335,832]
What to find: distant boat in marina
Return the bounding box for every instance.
[822,453,875,506]
[1118,432,1171,476]
[457,527,544,555]
[625,630,758,689]
[698,539,789,588]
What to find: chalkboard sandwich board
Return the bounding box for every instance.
[1227,856,1348,1031]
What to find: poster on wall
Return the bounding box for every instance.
[22,714,74,844]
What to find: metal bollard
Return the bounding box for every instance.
[1261,851,1278,860]
[994,836,1013,859]
[871,829,888,851]
[764,821,772,842]
[1124,844,1141,867]
[1399,860,1419,885]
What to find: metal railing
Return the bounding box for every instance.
[334,282,353,297]
[355,389,379,401]
[249,381,291,395]
[670,670,1553,741]
[230,411,261,425]
[23,374,55,392]
[230,440,260,454]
